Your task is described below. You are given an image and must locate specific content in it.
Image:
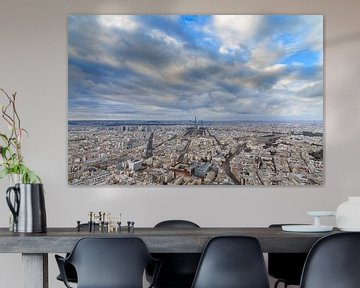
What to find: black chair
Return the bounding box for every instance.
[268,224,308,288]
[55,237,160,288]
[147,220,201,288]
[191,236,270,288]
[300,232,360,288]
[56,223,99,284]
[56,262,77,284]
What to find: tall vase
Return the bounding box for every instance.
[6,183,47,233]
[7,174,22,231]
[336,197,360,231]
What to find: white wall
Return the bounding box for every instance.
[1,0,360,287]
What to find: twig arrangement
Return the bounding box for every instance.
[0,88,41,183]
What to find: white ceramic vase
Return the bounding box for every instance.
[336,197,360,231]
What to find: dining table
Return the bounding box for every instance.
[0,226,339,288]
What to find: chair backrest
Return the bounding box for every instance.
[155,220,200,228]
[67,237,154,288]
[151,220,201,286]
[300,232,360,288]
[268,224,308,285]
[191,236,270,288]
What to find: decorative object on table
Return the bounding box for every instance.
[336,196,360,231]
[282,211,335,232]
[6,183,46,233]
[0,88,46,233]
[68,15,323,186]
[127,221,135,233]
[78,211,122,232]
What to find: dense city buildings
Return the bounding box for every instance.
[68,120,323,185]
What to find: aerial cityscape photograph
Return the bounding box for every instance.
[68,15,323,185]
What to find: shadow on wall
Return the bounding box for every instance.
[327,31,360,46]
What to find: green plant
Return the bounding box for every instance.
[0,88,41,183]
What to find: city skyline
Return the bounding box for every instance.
[68,121,323,185]
[68,15,323,122]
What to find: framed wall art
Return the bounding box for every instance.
[68,15,323,186]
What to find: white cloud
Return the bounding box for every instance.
[301,15,323,52]
[148,29,183,48]
[98,15,138,31]
[263,64,287,73]
[212,15,263,55]
[246,40,284,69]
[125,60,163,80]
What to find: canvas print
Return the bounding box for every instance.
[68,15,323,186]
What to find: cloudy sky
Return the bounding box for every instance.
[68,15,323,121]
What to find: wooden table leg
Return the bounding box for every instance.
[22,253,48,288]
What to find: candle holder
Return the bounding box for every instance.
[282,211,335,232]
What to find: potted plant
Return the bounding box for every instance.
[0,88,41,183]
[1,88,46,233]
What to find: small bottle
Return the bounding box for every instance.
[98,211,103,231]
[88,211,93,232]
[77,221,81,232]
[106,212,111,222]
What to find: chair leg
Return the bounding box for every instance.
[274,280,290,288]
